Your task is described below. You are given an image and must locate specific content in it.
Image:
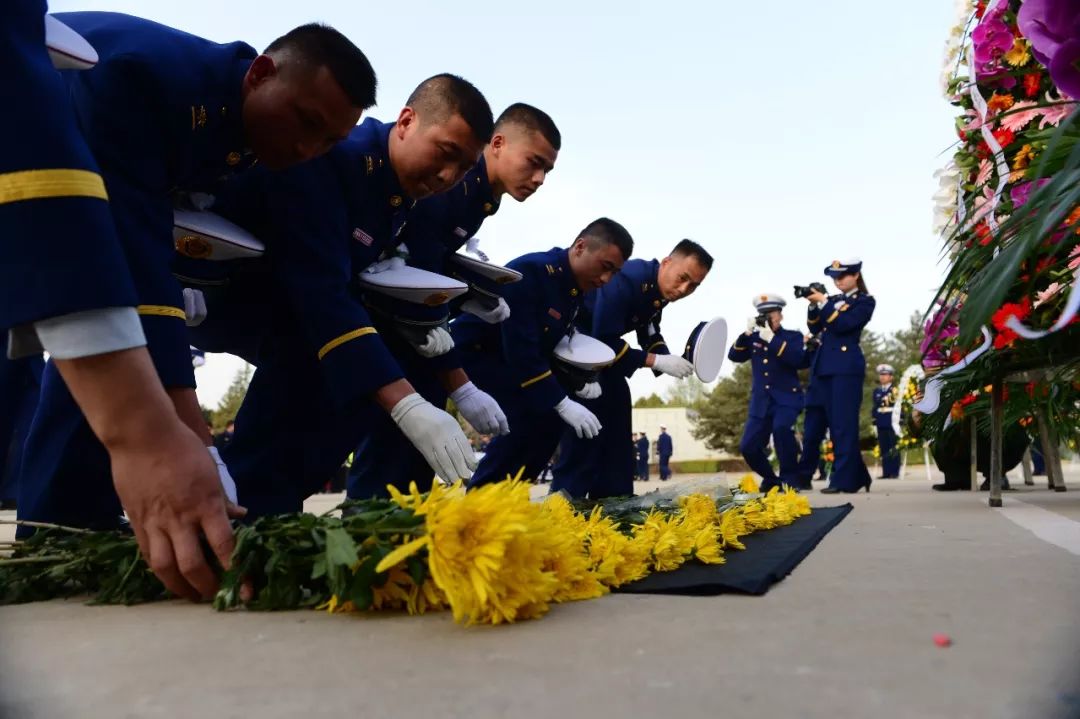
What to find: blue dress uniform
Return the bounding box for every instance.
[657,430,673,480]
[551,258,669,498]
[807,263,876,493]
[0,356,44,506]
[873,375,900,478]
[1,2,137,341]
[794,372,828,487]
[727,312,808,492]
[187,119,425,518]
[18,12,261,530]
[347,158,500,499]
[453,247,584,488]
[636,434,651,480]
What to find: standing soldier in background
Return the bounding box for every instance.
[657,425,673,481]
[873,364,900,479]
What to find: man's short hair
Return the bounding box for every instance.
[670,239,713,271]
[264,24,377,109]
[406,74,494,144]
[495,103,561,150]
[578,217,634,261]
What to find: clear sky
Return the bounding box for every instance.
[50,0,961,406]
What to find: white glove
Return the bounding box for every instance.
[415,326,455,358]
[651,354,694,379]
[460,297,511,324]
[576,381,602,400]
[450,381,510,435]
[363,255,406,274]
[745,317,757,334]
[833,300,848,311]
[465,236,489,262]
[207,445,238,504]
[182,287,207,327]
[555,396,602,439]
[758,324,775,343]
[390,393,477,482]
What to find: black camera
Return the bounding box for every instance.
[793,282,827,299]
[754,313,769,328]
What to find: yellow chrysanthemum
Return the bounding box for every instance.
[738,474,760,494]
[1004,38,1030,67]
[633,510,694,572]
[719,507,748,550]
[677,494,719,530]
[691,524,724,565]
[539,496,607,602]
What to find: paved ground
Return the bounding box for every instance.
[3,465,1080,719]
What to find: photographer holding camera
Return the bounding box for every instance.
[727,294,808,493]
[802,258,876,494]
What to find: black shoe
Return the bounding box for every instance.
[822,484,870,494]
[0,499,15,510]
[932,483,967,491]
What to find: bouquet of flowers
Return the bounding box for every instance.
[0,479,812,626]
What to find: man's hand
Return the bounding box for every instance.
[555,397,602,439]
[461,297,510,324]
[806,290,827,304]
[54,348,238,602]
[362,256,406,275]
[758,324,774,343]
[650,354,694,379]
[109,425,238,602]
[575,381,602,400]
[450,381,509,435]
[182,288,207,327]
[415,327,454,358]
[390,393,477,481]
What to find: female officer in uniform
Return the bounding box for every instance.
[804,258,876,494]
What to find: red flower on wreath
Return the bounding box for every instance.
[990,298,1032,349]
[975,222,994,246]
[1022,73,1041,98]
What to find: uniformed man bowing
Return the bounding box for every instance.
[17,13,376,544]
[453,218,634,488]
[187,75,495,518]
[873,363,900,479]
[551,240,712,498]
[727,294,809,492]
[347,103,562,499]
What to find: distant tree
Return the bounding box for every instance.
[691,362,752,454]
[663,376,710,408]
[210,364,252,432]
[633,393,667,408]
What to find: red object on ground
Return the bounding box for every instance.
[933,633,952,648]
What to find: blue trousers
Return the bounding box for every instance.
[347,333,444,500]
[17,360,123,535]
[739,401,801,489]
[462,352,565,488]
[659,454,671,480]
[1,355,43,503]
[795,403,827,487]
[551,370,633,499]
[876,423,900,477]
[818,374,871,492]
[222,348,385,519]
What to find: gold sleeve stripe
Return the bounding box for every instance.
[520,370,552,388]
[777,341,787,357]
[0,169,108,206]
[826,310,839,323]
[647,341,667,352]
[136,305,186,320]
[318,326,377,360]
[808,317,820,324]
[613,342,630,361]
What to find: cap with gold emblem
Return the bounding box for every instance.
[446,252,523,307]
[173,209,265,260]
[552,331,616,370]
[355,266,468,307]
[751,293,786,313]
[45,15,98,70]
[824,257,862,277]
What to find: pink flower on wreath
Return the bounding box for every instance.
[1069,243,1080,270]
[975,158,994,187]
[1038,95,1078,127]
[998,100,1043,131]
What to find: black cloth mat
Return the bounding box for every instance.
[617,504,853,596]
